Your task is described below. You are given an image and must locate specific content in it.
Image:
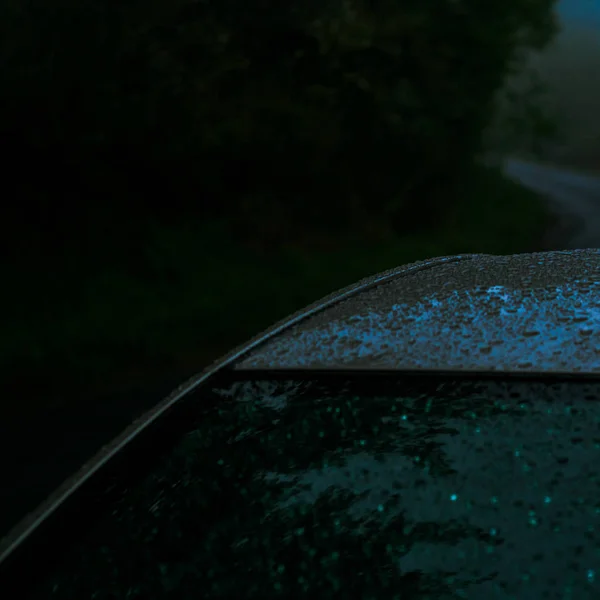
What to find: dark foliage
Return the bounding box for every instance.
[0,0,558,256]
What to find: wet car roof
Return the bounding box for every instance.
[235,249,600,375]
[3,249,600,582]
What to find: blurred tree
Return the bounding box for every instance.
[0,0,559,255]
[483,60,564,162]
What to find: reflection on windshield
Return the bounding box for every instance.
[27,376,600,599]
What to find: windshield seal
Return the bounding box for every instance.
[231,367,600,382]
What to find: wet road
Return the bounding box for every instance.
[504,158,600,249]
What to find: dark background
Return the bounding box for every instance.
[0,0,563,537]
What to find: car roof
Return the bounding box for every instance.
[2,249,598,573]
[235,248,600,375]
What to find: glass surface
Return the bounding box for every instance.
[23,374,600,599]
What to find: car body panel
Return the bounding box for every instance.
[236,249,600,375]
[3,248,600,576]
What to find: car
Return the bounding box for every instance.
[2,248,600,599]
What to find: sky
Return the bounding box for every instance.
[557,0,600,24]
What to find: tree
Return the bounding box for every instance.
[0,0,559,253]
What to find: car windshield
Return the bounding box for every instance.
[13,372,600,599]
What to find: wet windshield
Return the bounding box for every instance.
[20,373,600,599]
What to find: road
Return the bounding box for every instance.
[503,158,600,249]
